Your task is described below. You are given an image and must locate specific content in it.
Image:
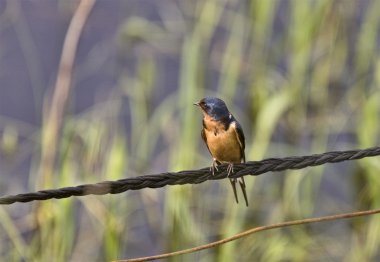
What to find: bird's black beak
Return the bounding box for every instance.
[193,102,200,106]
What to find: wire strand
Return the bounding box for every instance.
[1,146,379,205]
[114,208,380,262]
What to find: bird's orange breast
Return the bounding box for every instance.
[203,120,242,163]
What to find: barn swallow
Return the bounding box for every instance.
[194,97,248,206]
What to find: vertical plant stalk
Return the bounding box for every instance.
[39,0,96,187]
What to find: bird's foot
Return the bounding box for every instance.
[210,159,219,175]
[227,163,234,177]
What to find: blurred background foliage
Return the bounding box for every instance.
[0,0,380,261]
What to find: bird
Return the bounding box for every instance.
[194,97,248,206]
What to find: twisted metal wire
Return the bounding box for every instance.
[1,146,379,205]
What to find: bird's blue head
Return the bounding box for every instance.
[194,97,230,120]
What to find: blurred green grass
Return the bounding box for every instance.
[1,0,380,261]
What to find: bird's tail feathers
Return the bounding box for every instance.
[229,177,249,207]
